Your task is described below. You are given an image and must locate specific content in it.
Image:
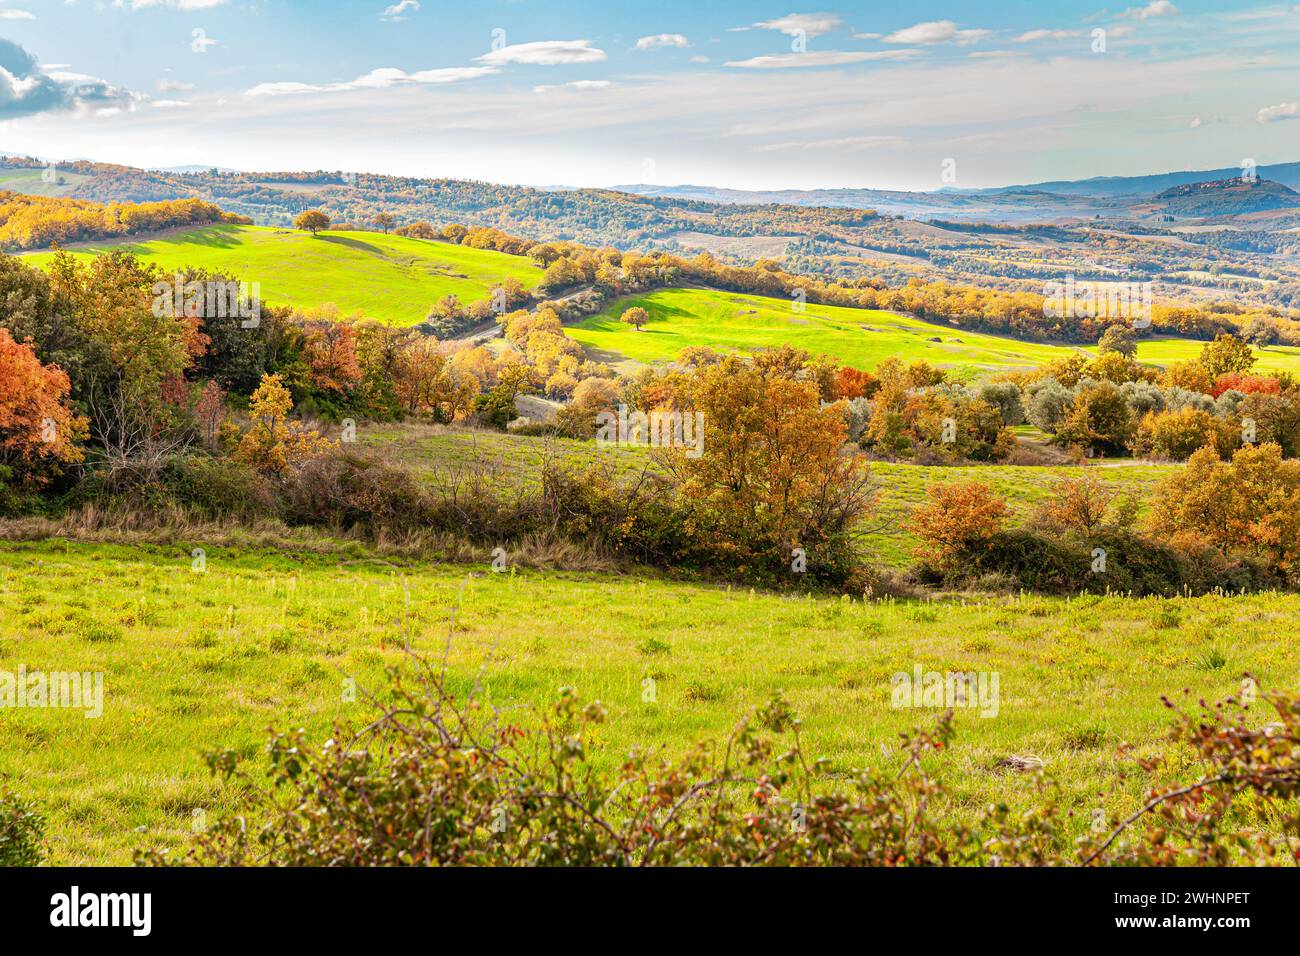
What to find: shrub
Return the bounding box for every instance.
[234,374,336,477]
[969,527,1198,596]
[1133,407,1234,461]
[1033,473,1115,535]
[662,357,877,586]
[140,655,1300,867]
[1119,380,1164,419]
[1024,378,1072,433]
[910,481,1009,567]
[160,453,276,520]
[1053,381,1133,456]
[0,788,45,867]
[280,450,432,531]
[977,381,1025,426]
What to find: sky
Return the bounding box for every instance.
[0,0,1298,191]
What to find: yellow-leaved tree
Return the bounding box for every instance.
[235,374,336,477]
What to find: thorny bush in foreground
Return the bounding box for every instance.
[140,657,1298,867]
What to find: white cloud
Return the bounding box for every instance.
[0,10,36,20]
[689,55,710,64]
[726,49,921,69]
[476,40,606,66]
[245,65,497,97]
[1257,101,1300,122]
[534,80,611,93]
[749,13,844,38]
[244,81,320,98]
[380,1,418,21]
[1015,29,1082,42]
[152,99,190,108]
[1120,1,1180,19]
[0,39,138,118]
[635,34,690,50]
[884,20,992,45]
[157,79,194,92]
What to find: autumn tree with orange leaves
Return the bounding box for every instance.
[0,328,87,487]
[1148,442,1300,571]
[910,481,1009,566]
[661,355,877,578]
[303,322,362,394]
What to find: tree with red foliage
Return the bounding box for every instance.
[833,366,876,400]
[1211,372,1281,399]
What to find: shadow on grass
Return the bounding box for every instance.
[150,225,245,250]
[318,234,388,256]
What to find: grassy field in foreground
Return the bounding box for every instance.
[358,425,1180,568]
[21,224,544,325]
[1,538,1295,865]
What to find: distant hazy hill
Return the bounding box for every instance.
[1146,178,1300,217]
[981,162,1300,198]
[615,182,1116,222]
[620,162,1300,210]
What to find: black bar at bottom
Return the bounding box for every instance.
[0,865,1288,942]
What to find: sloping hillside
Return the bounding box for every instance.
[22,223,544,325]
[1151,178,1300,217]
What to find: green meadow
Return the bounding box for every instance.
[572,287,1300,379]
[0,167,91,198]
[22,224,545,325]
[1087,336,1300,375]
[2,537,1294,865]
[571,287,1083,376]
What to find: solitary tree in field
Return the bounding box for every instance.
[622,306,649,332]
[1097,323,1137,358]
[371,212,396,234]
[294,210,331,235]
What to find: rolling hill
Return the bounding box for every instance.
[21,223,544,325]
[569,287,1079,376]
[1148,178,1300,217]
[572,287,1300,378]
[24,221,1297,378]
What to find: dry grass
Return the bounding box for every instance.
[0,508,622,574]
